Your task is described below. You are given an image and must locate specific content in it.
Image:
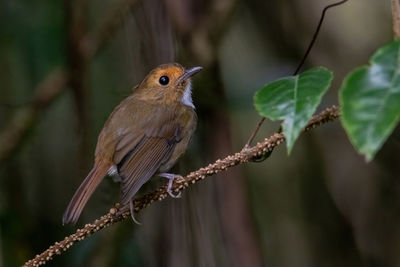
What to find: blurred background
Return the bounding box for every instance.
[0,0,397,266]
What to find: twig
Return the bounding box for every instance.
[392,0,400,39]
[293,0,349,75]
[245,117,265,148]
[0,70,68,163]
[22,105,340,267]
[246,0,349,147]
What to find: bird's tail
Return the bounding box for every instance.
[63,162,109,225]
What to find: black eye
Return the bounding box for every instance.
[159,75,169,85]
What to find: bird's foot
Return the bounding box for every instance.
[158,173,182,198]
[129,200,142,225]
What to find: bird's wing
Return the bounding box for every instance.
[113,108,182,205]
[117,135,176,205]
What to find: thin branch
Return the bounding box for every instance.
[392,0,400,39]
[0,0,142,165]
[246,0,349,147]
[0,70,68,163]
[293,0,349,75]
[245,117,265,148]
[22,105,340,267]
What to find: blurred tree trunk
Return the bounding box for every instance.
[170,0,265,265]
[204,63,264,267]
[65,0,91,177]
[116,0,266,265]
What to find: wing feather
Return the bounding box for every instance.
[100,98,185,205]
[118,136,175,205]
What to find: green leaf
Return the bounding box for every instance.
[254,67,333,153]
[339,40,400,161]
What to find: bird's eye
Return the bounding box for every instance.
[159,75,169,85]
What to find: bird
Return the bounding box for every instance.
[62,63,202,225]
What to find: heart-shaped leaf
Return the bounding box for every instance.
[254,67,333,153]
[339,40,400,161]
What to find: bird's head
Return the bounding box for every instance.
[134,63,202,107]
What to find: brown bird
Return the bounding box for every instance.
[63,63,202,225]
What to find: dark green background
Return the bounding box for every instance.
[0,0,397,266]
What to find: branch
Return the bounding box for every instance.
[0,0,142,165]
[0,70,68,163]
[22,105,340,267]
[392,0,400,39]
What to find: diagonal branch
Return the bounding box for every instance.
[0,70,68,163]
[22,105,340,267]
[0,0,142,165]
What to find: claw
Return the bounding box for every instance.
[167,179,182,198]
[159,173,182,198]
[129,200,142,225]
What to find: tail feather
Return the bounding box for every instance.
[63,162,109,225]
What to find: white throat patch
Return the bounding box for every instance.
[181,81,195,109]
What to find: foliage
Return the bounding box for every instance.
[254,67,333,153]
[254,40,400,161]
[339,40,400,161]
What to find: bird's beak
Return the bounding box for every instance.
[178,66,203,84]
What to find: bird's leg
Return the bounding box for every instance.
[158,173,182,198]
[108,165,122,182]
[111,174,122,183]
[129,200,142,225]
